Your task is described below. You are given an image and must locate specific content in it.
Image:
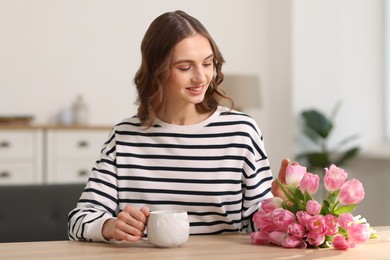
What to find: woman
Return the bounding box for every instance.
[68,10,289,242]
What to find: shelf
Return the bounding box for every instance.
[0,124,112,130]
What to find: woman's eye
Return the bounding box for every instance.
[178,66,191,71]
[203,63,212,67]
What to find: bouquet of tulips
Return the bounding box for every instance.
[251,163,377,250]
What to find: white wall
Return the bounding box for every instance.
[0,0,268,125]
[265,0,294,172]
[293,0,389,226]
[293,0,384,151]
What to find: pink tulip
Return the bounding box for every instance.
[268,231,287,246]
[324,164,348,192]
[250,230,271,245]
[296,210,312,230]
[324,214,338,236]
[269,208,296,232]
[338,213,355,229]
[333,235,350,250]
[307,215,327,235]
[306,200,322,215]
[300,172,319,195]
[339,179,365,205]
[306,231,325,247]
[282,236,307,249]
[269,231,307,248]
[286,163,307,188]
[287,223,306,238]
[347,224,370,245]
[261,197,283,213]
[250,163,370,251]
[253,210,276,232]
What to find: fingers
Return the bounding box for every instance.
[271,158,290,199]
[277,158,290,184]
[113,206,150,242]
[140,206,151,217]
[112,222,143,242]
[271,180,282,197]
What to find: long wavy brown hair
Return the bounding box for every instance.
[134,10,233,127]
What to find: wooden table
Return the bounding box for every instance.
[1,226,389,260]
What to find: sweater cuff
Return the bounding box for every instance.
[87,216,115,242]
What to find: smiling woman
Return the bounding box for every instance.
[134,10,227,128]
[67,10,289,244]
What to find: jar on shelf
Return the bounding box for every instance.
[72,95,89,125]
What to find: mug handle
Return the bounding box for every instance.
[140,232,152,245]
[140,238,152,245]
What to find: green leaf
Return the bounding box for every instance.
[329,100,343,122]
[320,236,334,248]
[282,201,292,211]
[303,152,331,171]
[333,204,358,215]
[331,134,360,153]
[320,241,333,248]
[303,191,313,204]
[370,233,379,239]
[285,186,304,206]
[276,179,296,204]
[335,147,360,166]
[292,187,305,201]
[296,102,361,175]
[321,200,331,215]
[302,127,322,145]
[289,204,301,214]
[302,110,333,138]
[338,227,347,236]
[326,191,339,205]
[322,199,330,208]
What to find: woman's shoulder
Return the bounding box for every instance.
[213,106,262,133]
[112,116,144,131]
[217,106,258,123]
[218,106,250,117]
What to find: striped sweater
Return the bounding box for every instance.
[68,106,274,241]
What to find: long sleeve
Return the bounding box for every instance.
[68,129,119,241]
[239,120,274,232]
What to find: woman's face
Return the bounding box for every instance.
[163,34,214,109]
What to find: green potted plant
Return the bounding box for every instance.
[296,102,360,173]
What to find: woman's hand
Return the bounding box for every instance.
[102,206,150,242]
[271,158,290,200]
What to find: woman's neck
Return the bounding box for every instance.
[157,104,212,125]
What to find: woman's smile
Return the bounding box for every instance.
[186,84,206,94]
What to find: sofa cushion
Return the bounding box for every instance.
[0,184,85,242]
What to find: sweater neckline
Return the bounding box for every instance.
[153,106,223,131]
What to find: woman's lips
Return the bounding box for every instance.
[186,86,203,92]
[186,84,205,93]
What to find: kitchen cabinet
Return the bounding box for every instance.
[0,129,43,184]
[0,126,111,185]
[46,129,109,184]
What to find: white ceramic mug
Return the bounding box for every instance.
[146,210,189,248]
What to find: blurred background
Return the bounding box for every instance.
[0,0,389,226]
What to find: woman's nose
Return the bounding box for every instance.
[192,67,206,84]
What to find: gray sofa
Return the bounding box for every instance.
[0,184,85,242]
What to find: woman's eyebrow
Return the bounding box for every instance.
[173,54,214,65]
